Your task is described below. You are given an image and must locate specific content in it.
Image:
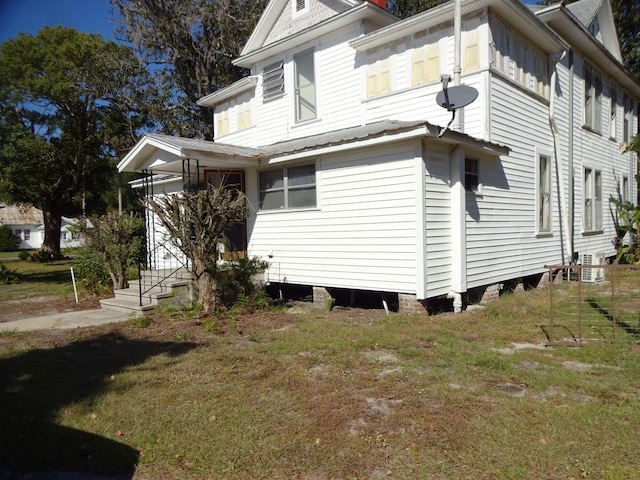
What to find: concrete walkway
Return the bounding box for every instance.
[0,309,133,332]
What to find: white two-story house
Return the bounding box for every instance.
[119,0,639,313]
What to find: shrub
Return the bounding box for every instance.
[0,262,21,284]
[29,250,68,263]
[17,251,30,261]
[73,252,112,294]
[0,225,20,252]
[219,256,269,307]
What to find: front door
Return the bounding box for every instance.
[204,170,247,260]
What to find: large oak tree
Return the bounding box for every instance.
[0,27,155,254]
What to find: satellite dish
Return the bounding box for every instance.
[435,75,478,137]
[435,84,478,111]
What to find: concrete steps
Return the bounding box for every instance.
[100,268,192,316]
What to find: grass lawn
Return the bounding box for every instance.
[1,283,639,480]
[0,251,78,300]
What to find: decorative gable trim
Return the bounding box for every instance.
[240,0,360,58]
[234,2,396,68]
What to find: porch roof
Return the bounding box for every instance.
[119,120,509,175]
[117,133,264,175]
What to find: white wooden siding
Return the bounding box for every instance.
[465,74,559,288]
[248,142,420,293]
[424,144,452,296]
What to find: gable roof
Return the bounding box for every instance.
[117,134,263,174]
[0,204,43,226]
[241,0,360,57]
[536,0,640,96]
[565,0,622,62]
[234,0,396,67]
[565,0,601,26]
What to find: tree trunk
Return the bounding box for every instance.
[42,207,63,254]
[193,259,217,315]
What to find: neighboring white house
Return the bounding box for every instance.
[118,0,640,313]
[0,204,85,249]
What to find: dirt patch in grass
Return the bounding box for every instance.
[0,294,102,323]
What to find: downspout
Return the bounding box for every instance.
[549,50,572,265]
[567,50,575,261]
[449,145,466,314]
[452,0,462,131]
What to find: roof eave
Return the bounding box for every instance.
[350,0,567,54]
[537,7,640,97]
[197,76,259,107]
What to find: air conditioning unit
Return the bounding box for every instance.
[579,252,606,283]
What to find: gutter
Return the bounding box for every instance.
[548,49,572,264]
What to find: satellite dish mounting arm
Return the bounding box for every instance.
[439,74,456,137]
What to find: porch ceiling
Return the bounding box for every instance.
[118,133,263,174]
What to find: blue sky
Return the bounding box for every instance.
[0,0,540,45]
[0,0,117,44]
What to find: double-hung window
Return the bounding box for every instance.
[584,63,602,132]
[259,164,316,210]
[537,154,552,233]
[263,61,284,102]
[294,49,316,122]
[583,167,602,231]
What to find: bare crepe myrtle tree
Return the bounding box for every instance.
[145,185,247,315]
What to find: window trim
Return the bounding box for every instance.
[583,63,602,133]
[464,157,481,193]
[293,48,317,123]
[536,152,553,235]
[609,82,617,140]
[583,166,603,233]
[259,163,317,211]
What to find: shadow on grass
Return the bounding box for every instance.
[587,298,640,337]
[0,333,197,479]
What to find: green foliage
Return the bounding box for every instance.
[17,251,30,261]
[73,253,112,294]
[0,225,19,252]
[76,211,144,291]
[387,0,447,18]
[610,198,640,264]
[28,250,68,263]
[0,262,21,284]
[112,0,268,139]
[0,27,156,253]
[220,256,269,305]
[131,316,153,328]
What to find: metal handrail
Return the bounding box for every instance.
[137,239,190,307]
